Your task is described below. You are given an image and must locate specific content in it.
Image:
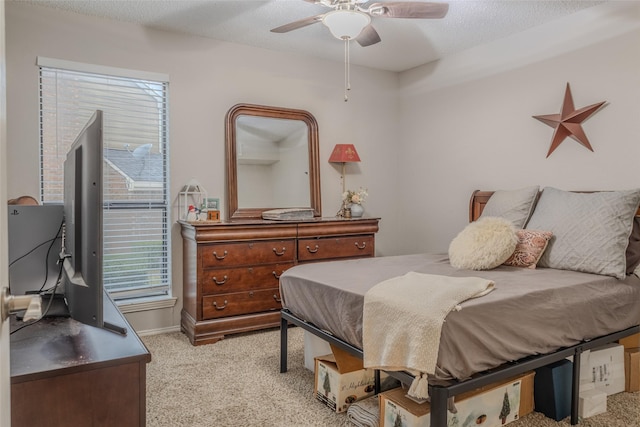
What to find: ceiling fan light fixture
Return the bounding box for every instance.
[322,10,371,40]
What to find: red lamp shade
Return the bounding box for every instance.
[328,144,360,163]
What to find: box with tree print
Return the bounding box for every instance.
[314,353,377,413]
[379,371,534,427]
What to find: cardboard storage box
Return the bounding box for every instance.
[579,383,607,419]
[619,333,640,349]
[624,347,640,392]
[380,387,430,426]
[379,372,534,427]
[315,345,398,413]
[566,349,592,386]
[588,343,625,396]
[314,346,377,413]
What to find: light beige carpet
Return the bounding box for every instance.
[142,327,639,427]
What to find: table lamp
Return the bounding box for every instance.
[328,144,360,216]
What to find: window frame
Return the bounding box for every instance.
[38,57,174,306]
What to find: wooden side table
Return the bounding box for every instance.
[10,294,151,427]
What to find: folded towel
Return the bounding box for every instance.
[346,395,380,427]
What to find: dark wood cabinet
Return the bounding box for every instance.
[179,217,379,345]
[10,295,151,427]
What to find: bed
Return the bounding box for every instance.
[278,187,640,426]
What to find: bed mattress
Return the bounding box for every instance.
[279,253,640,381]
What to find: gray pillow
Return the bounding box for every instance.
[480,185,539,228]
[626,216,640,274]
[526,187,640,279]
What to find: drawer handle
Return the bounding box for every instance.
[306,244,319,254]
[273,247,286,256]
[272,271,282,279]
[212,275,228,285]
[355,242,367,250]
[213,300,228,310]
[273,294,281,303]
[213,250,228,260]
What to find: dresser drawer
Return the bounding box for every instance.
[201,240,295,268]
[201,262,294,294]
[202,289,282,319]
[298,235,374,261]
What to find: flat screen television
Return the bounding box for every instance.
[61,110,125,335]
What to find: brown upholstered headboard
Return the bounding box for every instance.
[469,190,640,223]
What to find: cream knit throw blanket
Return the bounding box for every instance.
[363,272,495,399]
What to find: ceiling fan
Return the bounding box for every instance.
[270,0,450,47]
[271,1,449,101]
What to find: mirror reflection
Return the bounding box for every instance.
[236,115,310,208]
[225,104,321,219]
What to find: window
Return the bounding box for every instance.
[39,57,171,302]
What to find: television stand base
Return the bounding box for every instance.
[103,320,127,335]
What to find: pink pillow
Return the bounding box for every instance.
[503,230,553,269]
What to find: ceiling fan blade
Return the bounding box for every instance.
[367,2,449,19]
[270,14,324,33]
[356,25,381,47]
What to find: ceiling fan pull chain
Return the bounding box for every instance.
[343,37,348,102]
[344,37,352,102]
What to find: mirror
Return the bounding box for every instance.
[225,103,321,219]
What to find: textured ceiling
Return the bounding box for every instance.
[16,0,608,72]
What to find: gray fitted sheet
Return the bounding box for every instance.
[279,253,640,381]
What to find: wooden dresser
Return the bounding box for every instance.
[179,217,379,345]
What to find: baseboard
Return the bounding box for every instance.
[136,325,181,337]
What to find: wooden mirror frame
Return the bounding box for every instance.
[225,103,321,220]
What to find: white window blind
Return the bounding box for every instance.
[39,61,171,301]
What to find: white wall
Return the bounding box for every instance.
[5,2,401,331]
[397,1,640,254]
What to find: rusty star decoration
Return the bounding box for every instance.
[533,83,606,158]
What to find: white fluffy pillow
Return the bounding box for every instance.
[449,216,518,270]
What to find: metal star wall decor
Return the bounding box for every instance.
[533,83,606,158]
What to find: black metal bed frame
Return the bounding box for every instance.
[280,308,639,427]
